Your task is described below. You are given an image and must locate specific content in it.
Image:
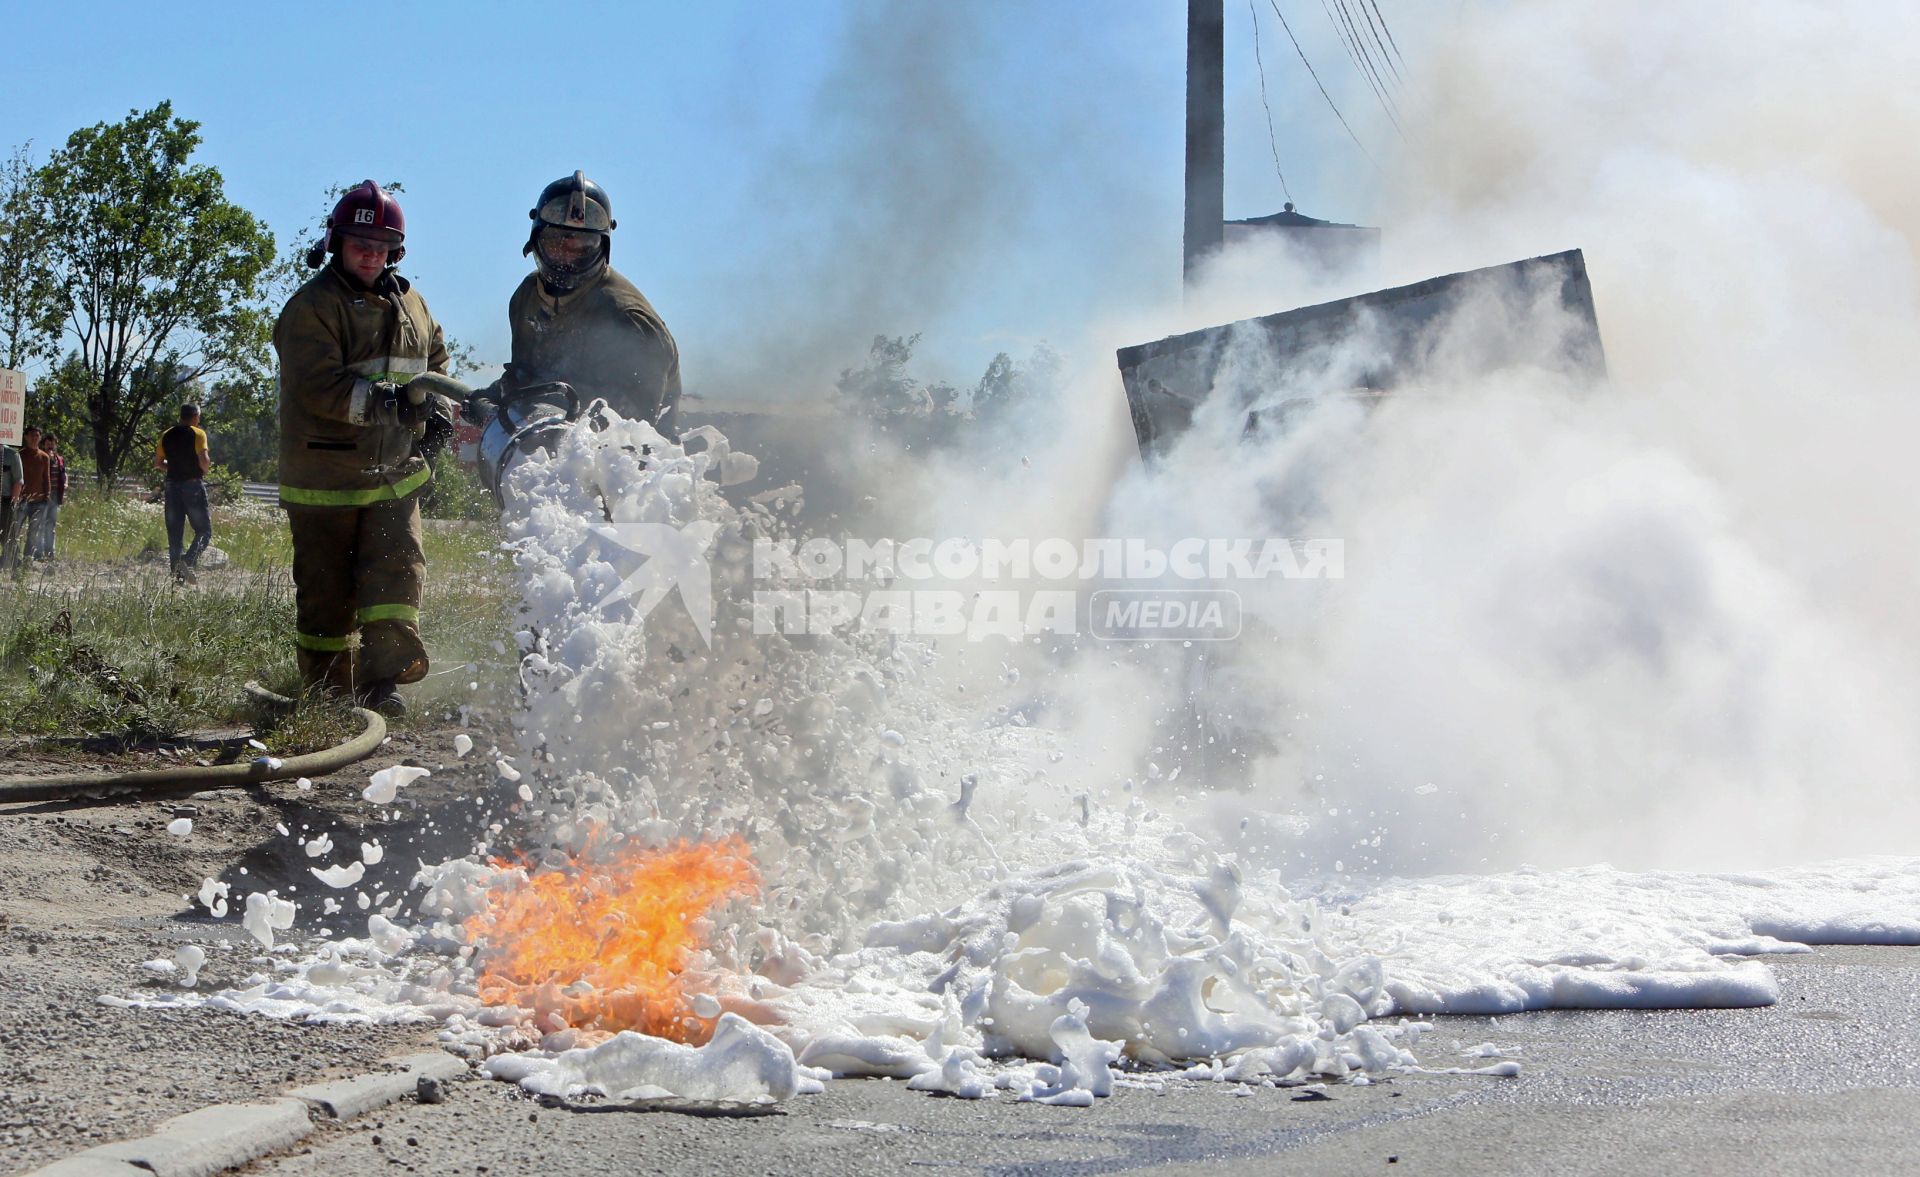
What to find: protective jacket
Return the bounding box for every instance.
[507,266,681,434]
[274,265,449,506]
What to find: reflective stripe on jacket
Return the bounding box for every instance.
[274,265,449,507]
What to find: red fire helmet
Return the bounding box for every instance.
[307,180,407,268]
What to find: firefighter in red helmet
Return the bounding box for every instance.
[272,181,455,715]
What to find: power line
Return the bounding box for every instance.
[1247,0,1295,205]
[1319,0,1367,85]
[1264,0,1383,173]
[1367,0,1410,74]
[1346,0,1409,134]
[1320,0,1405,140]
[1351,0,1413,140]
[1354,0,1404,85]
[1332,0,1382,92]
[1329,0,1407,137]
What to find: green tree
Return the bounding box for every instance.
[443,334,481,380]
[971,341,1059,423]
[836,334,961,422]
[0,143,61,371]
[31,101,277,486]
[24,354,94,462]
[201,371,278,481]
[834,335,1060,444]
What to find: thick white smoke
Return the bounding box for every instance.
[1117,0,1920,873]
[844,0,1920,875]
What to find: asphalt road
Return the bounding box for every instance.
[246,945,1920,1177]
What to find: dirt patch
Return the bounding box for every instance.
[0,728,258,781]
[0,710,518,1173]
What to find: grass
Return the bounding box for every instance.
[248,688,366,759]
[45,486,290,569]
[45,485,494,572]
[0,572,296,747]
[1,488,517,754]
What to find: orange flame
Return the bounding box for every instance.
[468,833,759,1042]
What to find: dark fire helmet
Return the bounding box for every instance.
[524,170,616,290]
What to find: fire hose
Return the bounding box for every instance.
[0,375,572,807]
[0,684,385,805]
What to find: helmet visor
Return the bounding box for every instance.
[536,226,605,275]
[340,225,403,246]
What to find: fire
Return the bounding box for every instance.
[468,833,759,1042]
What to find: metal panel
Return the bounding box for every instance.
[1117,249,1607,460]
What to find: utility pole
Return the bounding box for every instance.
[1183,0,1224,289]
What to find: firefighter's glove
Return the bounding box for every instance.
[385,386,430,439]
[421,396,457,458]
[357,380,424,435]
[466,378,502,425]
[362,380,406,428]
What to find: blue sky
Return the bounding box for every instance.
[1,1,1394,397]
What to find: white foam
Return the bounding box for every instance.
[484,1013,801,1103]
[1018,1002,1122,1105]
[363,765,430,805]
[174,945,205,988]
[241,892,296,950]
[311,862,366,889]
[110,411,1920,1111]
[905,1051,993,1099]
[196,878,229,918]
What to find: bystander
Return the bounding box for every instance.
[31,431,67,559]
[0,437,20,568]
[18,426,49,563]
[156,403,214,583]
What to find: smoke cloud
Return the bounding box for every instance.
[667,0,1920,880]
[702,2,1025,404]
[1100,0,1920,874]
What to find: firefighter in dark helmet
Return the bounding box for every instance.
[272,180,457,716]
[495,171,682,434]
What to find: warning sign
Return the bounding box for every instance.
[0,368,24,447]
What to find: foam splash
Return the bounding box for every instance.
[111,411,1920,1110]
[241,892,295,951]
[481,1014,806,1104]
[364,765,430,805]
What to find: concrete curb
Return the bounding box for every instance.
[22,1051,469,1177]
[83,1100,311,1177]
[17,1157,148,1177]
[287,1050,469,1120]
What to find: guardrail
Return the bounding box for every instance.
[109,476,279,503]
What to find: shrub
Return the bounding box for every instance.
[421,454,497,523]
[205,462,246,504]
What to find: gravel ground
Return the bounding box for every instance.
[0,711,510,1174]
[9,702,1916,1176]
[245,946,1920,1177]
